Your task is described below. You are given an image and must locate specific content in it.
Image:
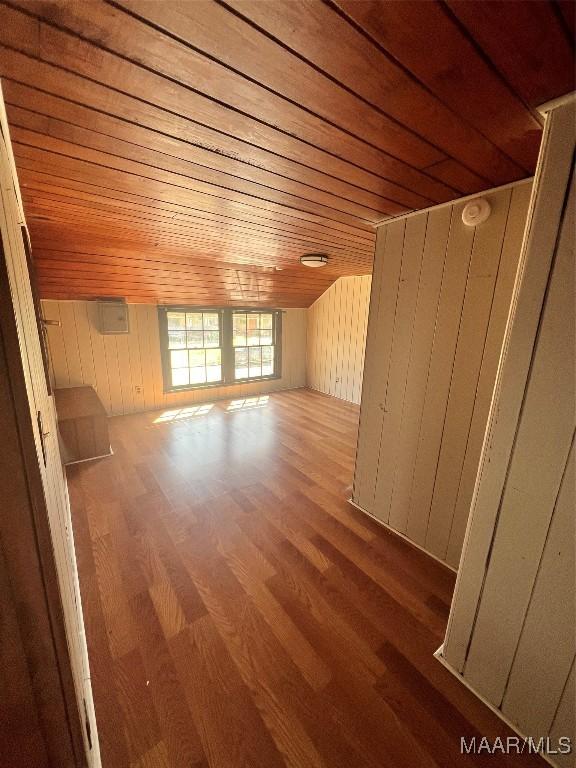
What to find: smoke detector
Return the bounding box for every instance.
[462,198,491,227]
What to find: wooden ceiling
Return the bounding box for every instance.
[1,1,573,307]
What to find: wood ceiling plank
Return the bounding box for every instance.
[38,291,314,307]
[28,226,373,273]
[14,0,445,168]
[19,171,375,248]
[445,0,575,108]
[13,146,374,239]
[37,272,326,300]
[27,216,372,270]
[32,248,348,285]
[6,102,406,219]
[27,219,365,270]
[2,78,433,210]
[12,127,376,232]
[28,227,372,275]
[2,0,455,197]
[8,108,399,220]
[35,278,343,298]
[36,280,329,308]
[3,0,571,307]
[34,257,338,292]
[422,159,492,195]
[0,50,452,206]
[23,197,375,257]
[329,0,542,172]
[223,0,532,182]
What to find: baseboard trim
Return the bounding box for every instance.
[64,447,114,466]
[105,384,306,418]
[305,385,360,406]
[347,497,457,573]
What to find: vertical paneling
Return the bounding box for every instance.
[372,213,427,522]
[440,102,575,766]
[353,180,531,566]
[42,301,307,416]
[445,182,533,566]
[423,187,512,558]
[354,225,403,511]
[404,200,475,547]
[305,274,372,406]
[387,206,451,533]
[462,175,575,704]
[502,439,575,735]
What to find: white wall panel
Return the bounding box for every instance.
[306,274,371,405]
[353,180,531,566]
[441,101,575,767]
[43,300,307,416]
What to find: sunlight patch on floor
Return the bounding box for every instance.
[226,396,269,412]
[153,404,214,423]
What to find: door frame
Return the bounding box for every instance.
[0,238,87,766]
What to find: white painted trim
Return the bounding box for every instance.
[374,178,533,228]
[433,647,559,768]
[441,100,576,672]
[348,497,457,573]
[63,447,114,466]
[538,91,576,115]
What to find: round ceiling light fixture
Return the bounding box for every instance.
[300,253,328,268]
[462,197,491,227]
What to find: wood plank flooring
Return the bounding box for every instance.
[67,388,544,768]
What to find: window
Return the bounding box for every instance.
[233,311,275,379]
[159,307,281,392]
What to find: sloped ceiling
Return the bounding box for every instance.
[1,0,573,306]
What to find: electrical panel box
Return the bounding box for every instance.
[97,300,129,335]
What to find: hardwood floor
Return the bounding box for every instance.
[67,388,543,768]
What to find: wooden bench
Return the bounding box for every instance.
[54,386,111,464]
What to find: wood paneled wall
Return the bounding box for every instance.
[42,301,306,416]
[441,102,575,766]
[306,275,371,404]
[353,180,532,567]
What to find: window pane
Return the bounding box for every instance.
[206,348,221,366]
[249,347,262,365]
[186,312,202,330]
[233,314,246,346]
[188,349,205,367]
[247,315,259,331]
[190,367,207,384]
[171,349,189,368]
[168,330,186,349]
[247,329,260,346]
[248,346,262,378]
[235,347,248,379]
[233,313,246,329]
[187,331,204,348]
[171,367,189,387]
[260,329,273,345]
[260,313,273,329]
[203,312,219,330]
[207,365,221,382]
[262,345,274,376]
[167,312,185,330]
[204,330,220,348]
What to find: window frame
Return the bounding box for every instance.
[158,306,282,393]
